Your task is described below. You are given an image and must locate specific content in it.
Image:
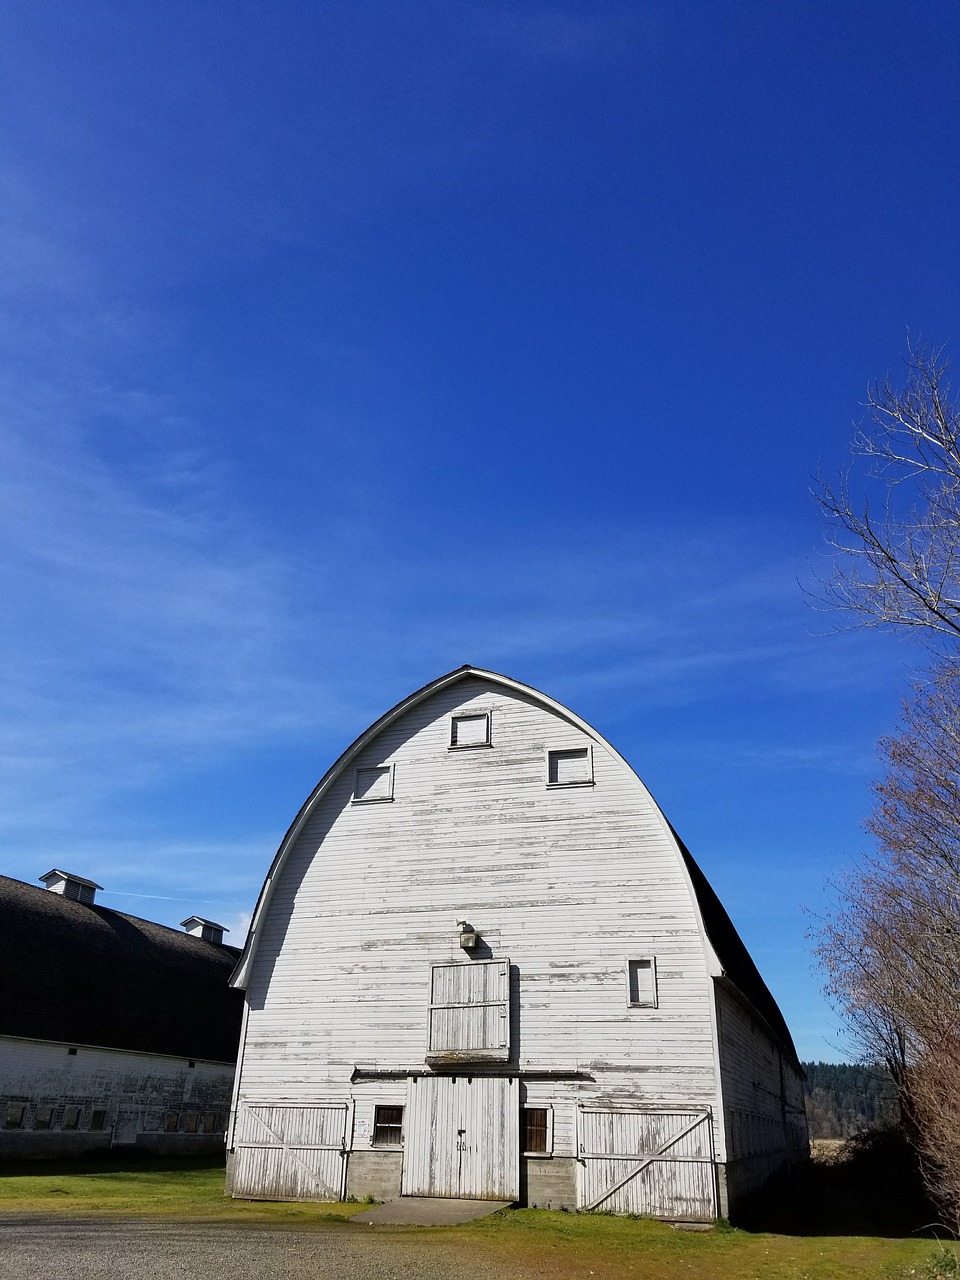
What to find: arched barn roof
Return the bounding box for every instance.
[0,875,244,1063]
[232,665,799,1066]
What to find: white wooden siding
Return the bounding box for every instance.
[715,985,807,1161]
[0,1035,233,1143]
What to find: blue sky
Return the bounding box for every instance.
[2,2,958,1062]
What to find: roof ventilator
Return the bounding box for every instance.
[39,869,102,906]
[181,916,229,945]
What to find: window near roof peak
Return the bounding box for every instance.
[547,746,593,787]
[450,711,491,748]
[353,764,395,803]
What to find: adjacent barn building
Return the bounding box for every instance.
[227,667,807,1218]
[0,870,244,1156]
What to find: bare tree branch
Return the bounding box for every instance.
[813,343,960,644]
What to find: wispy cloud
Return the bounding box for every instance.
[471,3,662,65]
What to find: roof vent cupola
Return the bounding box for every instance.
[39,869,102,906]
[181,916,228,946]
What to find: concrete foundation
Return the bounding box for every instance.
[344,1150,403,1202]
[521,1156,577,1210]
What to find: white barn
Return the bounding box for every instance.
[227,667,806,1219]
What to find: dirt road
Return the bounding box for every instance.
[0,1217,535,1280]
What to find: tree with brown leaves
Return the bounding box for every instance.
[820,666,960,1228]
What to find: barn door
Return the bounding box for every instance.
[577,1108,716,1220]
[401,1075,519,1200]
[231,1104,350,1201]
[427,960,510,1063]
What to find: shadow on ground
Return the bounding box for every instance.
[0,1152,225,1178]
[734,1130,942,1237]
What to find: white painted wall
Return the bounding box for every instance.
[0,1034,234,1147]
[715,985,805,1156]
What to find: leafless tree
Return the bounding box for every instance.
[816,344,960,648]
[818,663,960,1228]
[816,342,960,1228]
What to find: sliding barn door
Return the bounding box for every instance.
[231,1104,350,1201]
[577,1108,716,1220]
[401,1075,519,1200]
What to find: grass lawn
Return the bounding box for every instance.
[0,1156,364,1225]
[463,1210,951,1280]
[0,1151,957,1279]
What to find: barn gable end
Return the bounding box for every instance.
[228,666,806,1217]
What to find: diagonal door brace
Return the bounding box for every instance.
[583,1113,708,1212]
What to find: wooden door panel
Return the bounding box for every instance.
[401,1075,519,1200]
[577,1109,716,1220]
[231,1104,348,1202]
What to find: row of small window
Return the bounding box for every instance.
[354,738,594,803]
[165,1112,224,1134]
[371,1104,552,1154]
[447,709,593,784]
[447,712,590,783]
[4,1103,106,1131]
[3,1104,225,1134]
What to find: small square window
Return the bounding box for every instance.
[522,1107,551,1154]
[165,1112,180,1133]
[4,1104,26,1130]
[34,1105,53,1131]
[450,712,491,748]
[352,764,395,803]
[185,1112,199,1134]
[547,747,593,786]
[627,957,658,1008]
[62,1107,80,1131]
[372,1105,403,1146]
[89,1110,108,1132]
[202,1113,219,1134]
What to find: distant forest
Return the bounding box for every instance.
[802,1061,899,1138]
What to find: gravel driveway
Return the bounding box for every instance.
[0,1217,535,1280]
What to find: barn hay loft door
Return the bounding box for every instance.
[231,1104,350,1202]
[401,1075,519,1201]
[577,1108,717,1220]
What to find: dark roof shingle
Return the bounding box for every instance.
[0,875,244,1063]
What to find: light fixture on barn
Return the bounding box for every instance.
[457,920,479,950]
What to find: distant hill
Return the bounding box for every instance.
[802,1061,899,1138]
